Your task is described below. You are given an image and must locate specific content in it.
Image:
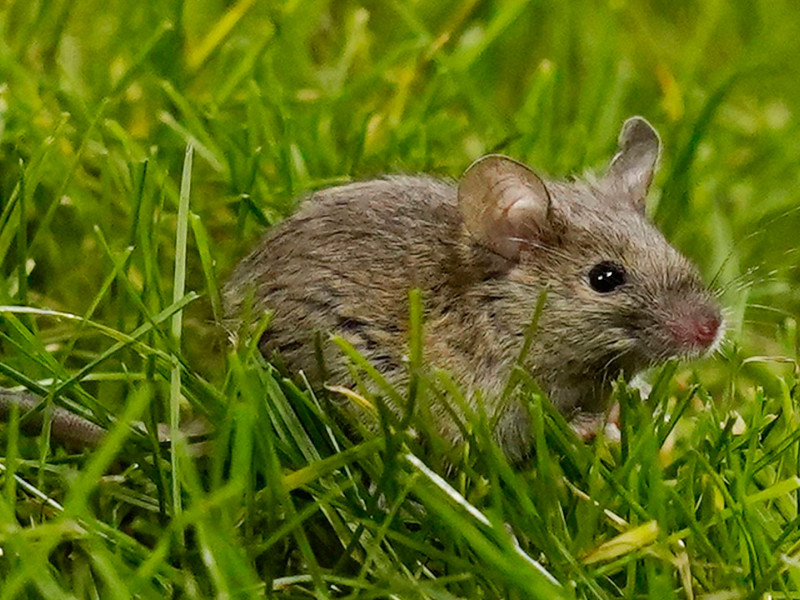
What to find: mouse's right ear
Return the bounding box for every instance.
[605,117,661,211]
[458,155,551,260]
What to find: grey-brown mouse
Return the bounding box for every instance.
[223,117,724,460]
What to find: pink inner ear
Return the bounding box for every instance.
[458,155,551,259]
[623,168,654,203]
[481,189,547,259]
[506,192,544,226]
[489,170,549,221]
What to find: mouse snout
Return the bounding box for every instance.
[667,303,723,352]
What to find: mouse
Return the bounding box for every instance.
[222,116,724,460]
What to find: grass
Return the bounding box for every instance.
[0,0,800,597]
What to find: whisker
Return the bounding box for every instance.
[600,346,631,374]
[744,303,795,315]
[713,263,800,293]
[740,319,790,330]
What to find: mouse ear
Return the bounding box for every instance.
[458,155,551,260]
[605,117,661,211]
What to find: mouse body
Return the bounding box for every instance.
[224,117,723,459]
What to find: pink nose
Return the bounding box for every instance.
[692,314,721,347]
[672,311,721,349]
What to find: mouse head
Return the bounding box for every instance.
[457,117,723,372]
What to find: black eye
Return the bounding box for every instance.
[588,261,626,293]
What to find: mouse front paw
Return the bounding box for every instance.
[569,404,620,443]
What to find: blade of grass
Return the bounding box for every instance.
[170,143,193,544]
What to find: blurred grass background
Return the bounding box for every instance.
[1,0,800,598]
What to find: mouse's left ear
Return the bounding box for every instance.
[458,154,551,260]
[605,117,661,212]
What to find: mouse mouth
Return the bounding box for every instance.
[697,313,726,356]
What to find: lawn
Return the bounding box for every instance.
[1,0,800,598]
